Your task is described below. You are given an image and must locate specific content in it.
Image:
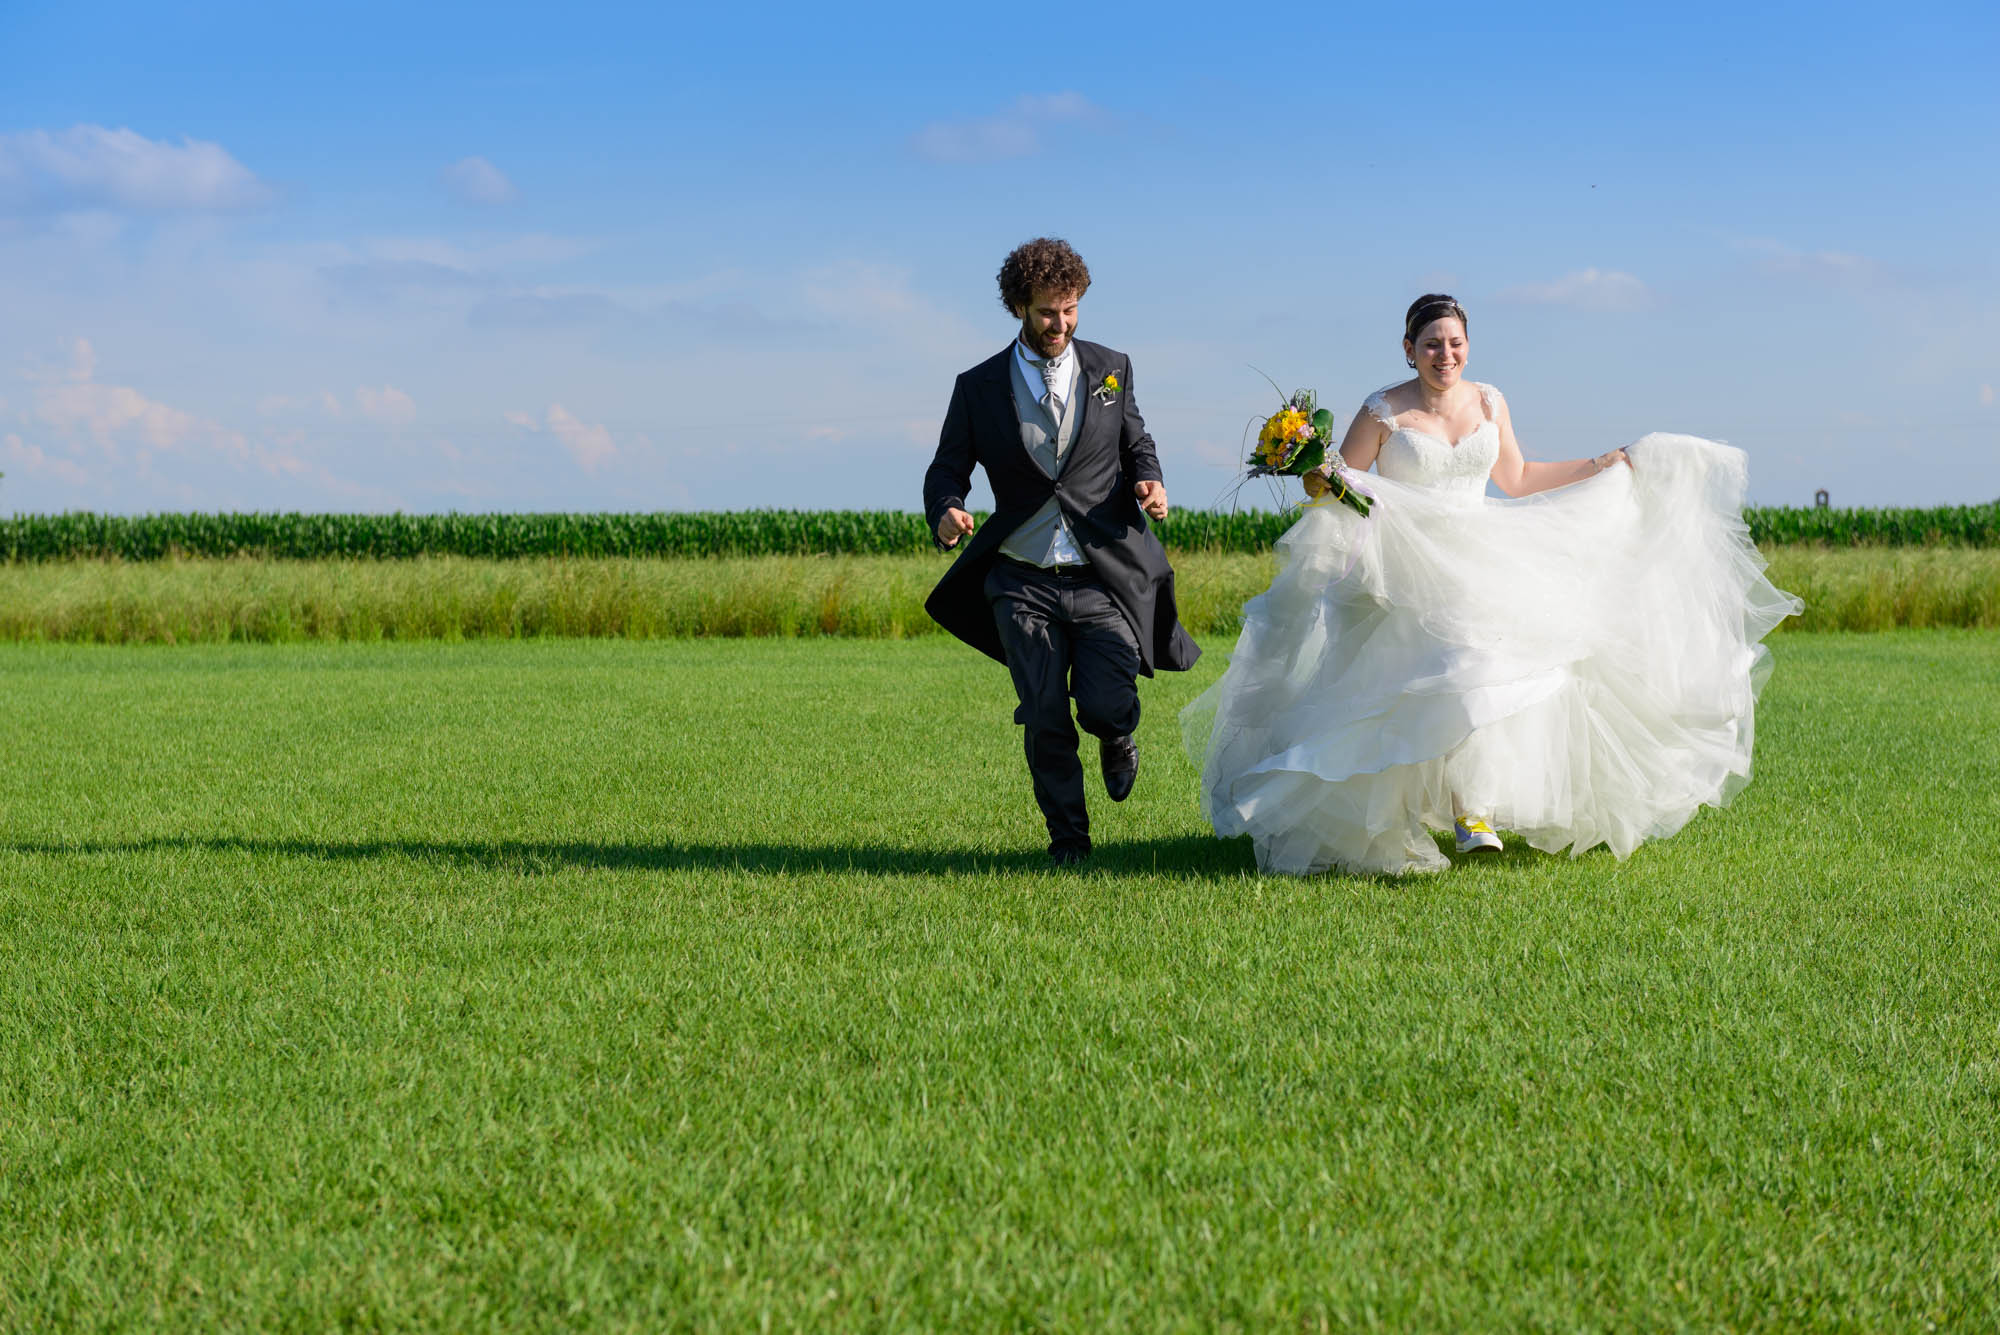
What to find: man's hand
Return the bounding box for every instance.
[1134,480,1169,522]
[936,507,976,547]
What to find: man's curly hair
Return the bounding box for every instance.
[997,237,1091,314]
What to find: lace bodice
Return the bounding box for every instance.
[1365,382,1502,503]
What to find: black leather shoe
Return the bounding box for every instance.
[1049,843,1091,868]
[1100,735,1139,802]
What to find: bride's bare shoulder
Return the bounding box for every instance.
[1373,378,1419,408]
[1362,380,1416,420]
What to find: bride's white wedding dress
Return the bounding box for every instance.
[1183,383,1802,876]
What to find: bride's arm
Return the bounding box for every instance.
[1304,404,1388,496]
[1487,394,1629,497]
[1337,403,1387,472]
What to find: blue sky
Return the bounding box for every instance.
[2,0,1995,514]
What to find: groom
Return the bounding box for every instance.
[923,237,1200,867]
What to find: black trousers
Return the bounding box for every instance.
[984,560,1142,854]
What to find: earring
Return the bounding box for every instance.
[1406,357,1416,368]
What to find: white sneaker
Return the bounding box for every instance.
[1454,816,1502,854]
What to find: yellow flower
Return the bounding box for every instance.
[1104,374,1119,392]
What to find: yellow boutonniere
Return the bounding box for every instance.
[1092,371,1122,405]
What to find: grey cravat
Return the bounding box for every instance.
[1039,357,1063,421]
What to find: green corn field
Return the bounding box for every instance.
[0,503,1994,561]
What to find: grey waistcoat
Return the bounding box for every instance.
[997,353,1088,567]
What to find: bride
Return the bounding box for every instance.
[1183,294,1802,875]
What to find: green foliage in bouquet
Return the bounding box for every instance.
[1245,384,1369,516]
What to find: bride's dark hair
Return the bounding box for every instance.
[1404,294,1468,343]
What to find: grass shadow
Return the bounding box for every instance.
[8,830,1613,883]
[7,827,1600,879]
[6,832,1272,881]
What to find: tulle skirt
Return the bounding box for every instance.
[1181,434,1802,876]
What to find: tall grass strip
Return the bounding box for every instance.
[1762,546,2000,632]
[0,549,1994,643]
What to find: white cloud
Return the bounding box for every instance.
[0,125,271,213]
[506,404,616,472]
[1738,237,1887,286]
[477,234,588,265]
[1496,268,1652,311]
[1,341,409,507]
[798,261,987,372]
[18,336,303,478]
[1013,92,1099,121]
[546,404,615,472]
[67,336,96,383]
[359,233,586,271]
[1191,436,1244,471]
[1983,384,1995,407]
[354,384,416,425]
[361,237,478,269]
[804,261,930,320]
[320,390,344,417]
[35,338,201,450]
[310,232,606,323]
[911,92,1111,163]
[910,118,1037,163]
[4,432,91,485]
[441,156,518,206]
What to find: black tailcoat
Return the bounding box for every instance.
[922,339,1200,675]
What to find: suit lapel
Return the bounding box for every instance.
[976,344,1024,459]
[1062,344,1101,471]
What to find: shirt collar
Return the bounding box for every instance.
[1015,337,1071,371]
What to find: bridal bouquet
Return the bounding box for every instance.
[1246,385,1372,516]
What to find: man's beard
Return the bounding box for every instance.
[1026,327,1069,357]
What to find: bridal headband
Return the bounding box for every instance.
[1404,296,1467,342]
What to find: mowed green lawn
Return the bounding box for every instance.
[2,633,1996,1331]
